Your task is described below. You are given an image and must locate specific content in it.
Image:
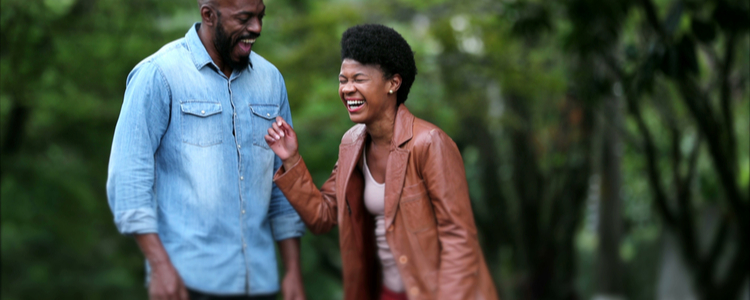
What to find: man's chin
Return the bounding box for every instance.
[227,56,250,71]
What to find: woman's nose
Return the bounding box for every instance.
[341,83,356,94]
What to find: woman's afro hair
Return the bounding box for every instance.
[341,24,417,105]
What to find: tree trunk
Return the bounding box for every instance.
[595,95,624,298]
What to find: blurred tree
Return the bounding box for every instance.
[562,0,750,299]
[1,0,192,299]
[2,0,747,299]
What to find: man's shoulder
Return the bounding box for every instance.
[132,38,189,73]
[249,52,282,76]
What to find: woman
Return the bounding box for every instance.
[265,24,499,300]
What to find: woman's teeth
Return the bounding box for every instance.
[347,100,365,107]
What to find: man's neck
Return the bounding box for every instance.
[197,23,233,77]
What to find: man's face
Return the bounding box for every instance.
[213,0,265,71]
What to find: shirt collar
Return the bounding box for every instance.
[186,22,253,71]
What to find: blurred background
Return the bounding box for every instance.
[1,0,748,299]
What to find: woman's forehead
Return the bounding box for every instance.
[340,59,381,76]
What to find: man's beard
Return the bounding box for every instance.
[214,21,251,71]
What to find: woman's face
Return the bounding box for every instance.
[338,59,396,124]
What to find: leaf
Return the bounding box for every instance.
[690,17,716,43]
[677,35,698,76]
[713,0,750,33]
[663,1,684,36]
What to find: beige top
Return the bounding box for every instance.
[363,148,405,293]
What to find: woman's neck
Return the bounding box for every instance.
[365,106,398,147]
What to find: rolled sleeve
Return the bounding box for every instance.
[269,207,306,241]
[113,208,158,235]
[106,61,171,235]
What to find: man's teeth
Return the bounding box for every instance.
[347,100,365,107]
[240,38,256,44]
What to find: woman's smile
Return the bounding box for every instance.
[346,98,366,112]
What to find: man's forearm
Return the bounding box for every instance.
[277,238,302,273]
[134,233,172,267]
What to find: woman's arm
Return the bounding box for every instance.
[266,117,339,234]
[419,129,481,299]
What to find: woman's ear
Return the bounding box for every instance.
[389,74,403,93]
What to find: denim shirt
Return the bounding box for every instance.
[106,23,305,295]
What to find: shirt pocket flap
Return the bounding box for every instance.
[181,102,222,117]
[250,104,280,120]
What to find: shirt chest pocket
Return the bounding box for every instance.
[180,101,223,147]
[250,104,280,149]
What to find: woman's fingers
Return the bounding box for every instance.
[275,116,294,137]
[267,127,281,141]
[264,133,276,144]
[271,119,284,138]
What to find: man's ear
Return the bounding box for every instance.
[200,5,217,27]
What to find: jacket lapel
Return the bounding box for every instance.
[338,125,366,216]
[383,105,415,230]
[337,125,366,251]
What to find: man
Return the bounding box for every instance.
[106,0,306,299]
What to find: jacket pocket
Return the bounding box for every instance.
[399,180,436,232]
[180,101,223,147]
[250,104,280,149]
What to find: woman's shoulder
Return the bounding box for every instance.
[341,124,366,145]
[411,117,454,147]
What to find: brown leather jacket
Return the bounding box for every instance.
[274,105,499,300]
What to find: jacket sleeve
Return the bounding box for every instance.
[268,74,306,241]
[419,129,481,300]
[273,157,339,235]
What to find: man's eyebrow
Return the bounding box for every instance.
[237,6,265,16]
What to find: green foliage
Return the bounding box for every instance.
[1,0,747,299]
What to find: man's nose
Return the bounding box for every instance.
[247,18,261,34]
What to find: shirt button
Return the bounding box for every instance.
[266,113,270,117]
[243,244,247,249]
[201,110,205,114]
[399,255,408,264]
[237,145,241,149]
[409,287,419,296]
[241,210,245,214]
[240,176,244,180]
[234,113,237,117]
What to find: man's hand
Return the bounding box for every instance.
[265,116,301,171]
[135,234,189,300]
[281,267,306,300]
[149,261,189,300]
[278,238,306,300]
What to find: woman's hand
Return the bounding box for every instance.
[265,116,301,171]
